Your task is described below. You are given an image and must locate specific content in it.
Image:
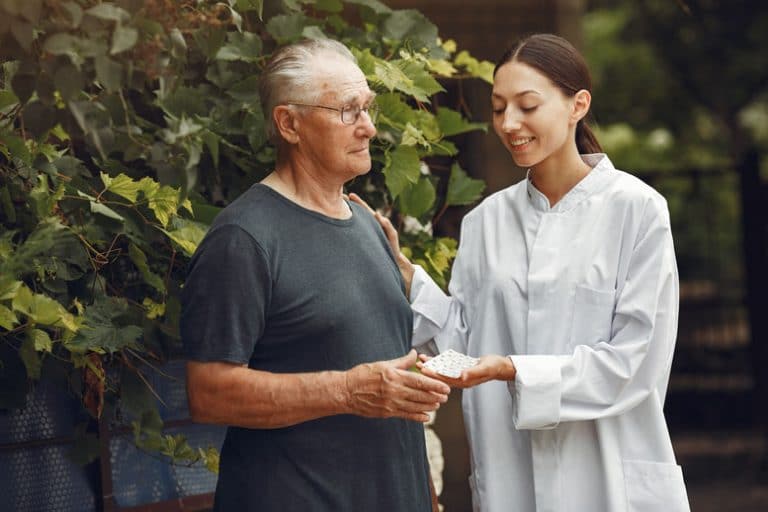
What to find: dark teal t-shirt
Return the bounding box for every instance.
[181,184,431,511]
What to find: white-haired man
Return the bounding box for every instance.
[181,38,448,511]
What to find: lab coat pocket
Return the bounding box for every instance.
[623,459,690,512]
[569,285,615,349]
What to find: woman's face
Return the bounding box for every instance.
[491,61,578,169]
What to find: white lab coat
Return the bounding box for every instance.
[411,154,690,512]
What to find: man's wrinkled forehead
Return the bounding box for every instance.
[312,57,372,102]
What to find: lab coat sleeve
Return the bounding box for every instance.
[410,219,475,354]
[509,197,679,430]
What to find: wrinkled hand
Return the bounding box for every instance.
[417,353,516,389]
[344,349,451,422]
[348,193,415,294]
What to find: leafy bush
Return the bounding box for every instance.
[0,0,489,468]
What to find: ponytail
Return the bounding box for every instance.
[576,120,602,154]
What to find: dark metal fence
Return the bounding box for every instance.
[0,359,225,512]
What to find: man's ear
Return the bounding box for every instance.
[571,89,592,124]
[274,105,300,144]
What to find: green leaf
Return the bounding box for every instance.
[0,278,22,301]
[159,218,208,257]
[446,163,485,206]
[436,108,487,137]
[12,285,78,331]
[16,0,42,24]
[375,92,415,127]
[201,130,220,169]
[128,243,166,293]
[0,218,72,277]
[425,237,457,277]
[0,186,15,223]
[454,51,494,84]
[0,304,18,330]
[383,145,420,199]
[132,409,164,450]
[0,134,31,164]
[61,1,83,28]
[10,20,34,52]
[193,26,227,59]
[111,26,138,54]
[395,59,444,99]
[19,334,41,379]
[401,122,430,147]
[315,0,343,13]
[0,90,19,111]
[160,86,209,118]
[235,0,264,19]
[345,0,392,15]
[89,200,125,221]
[86,3,131,23]
[54,63,83,102]
[70,430,100,465]
[215,31,262,62]
[100,173,188,227]
[29,173,58,218]
[121,367,157,417]
[22,101,56,140]
[11,69,36,105]
[67,297,142,354]
[226,75,261,104]
[199,446,220,473]
[169,28,187,59]
[43,33,82,56]
[382,10,438,51]
[398,177,436,218]
[301,25,327,40]
[427,58,457,77]
[265,13,313,43]
[27,328,53,352]
[142,298,165,319]
[95,55,123,92]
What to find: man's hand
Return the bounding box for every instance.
[348,193,415,296]
[344,349,451,423]
[417,353,517,389]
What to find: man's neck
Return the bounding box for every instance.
[262,161,351,219]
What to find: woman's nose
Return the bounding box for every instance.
[502,110,522,132]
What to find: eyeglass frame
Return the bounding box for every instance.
[285,101,379,125]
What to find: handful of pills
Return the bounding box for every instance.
[422,349,479,379]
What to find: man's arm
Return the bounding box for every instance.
[187,350,450,429]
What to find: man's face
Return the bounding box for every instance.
[293,54,377,182]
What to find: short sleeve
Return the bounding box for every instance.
[180,224,271,364]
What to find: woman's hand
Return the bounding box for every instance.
[348,193,415,295]
[417,354,516,388]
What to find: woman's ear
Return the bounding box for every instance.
[571,89,592,124]
[274,105,300,144]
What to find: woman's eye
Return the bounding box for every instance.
[492,107,505,114]
[521,106,538,113]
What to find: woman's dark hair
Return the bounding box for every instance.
[494,34,602,154]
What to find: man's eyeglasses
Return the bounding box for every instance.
[287,102,379,125]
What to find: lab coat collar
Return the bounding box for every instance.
[526,153,615,213]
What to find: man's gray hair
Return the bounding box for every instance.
[259,38,357,143]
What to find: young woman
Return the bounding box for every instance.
[353,33,690,512]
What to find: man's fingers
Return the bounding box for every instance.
[391,349,418,370]
[399,368,451,395]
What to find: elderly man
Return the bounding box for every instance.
[180,38,449,511]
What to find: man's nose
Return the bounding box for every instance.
[357,112,377,138]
